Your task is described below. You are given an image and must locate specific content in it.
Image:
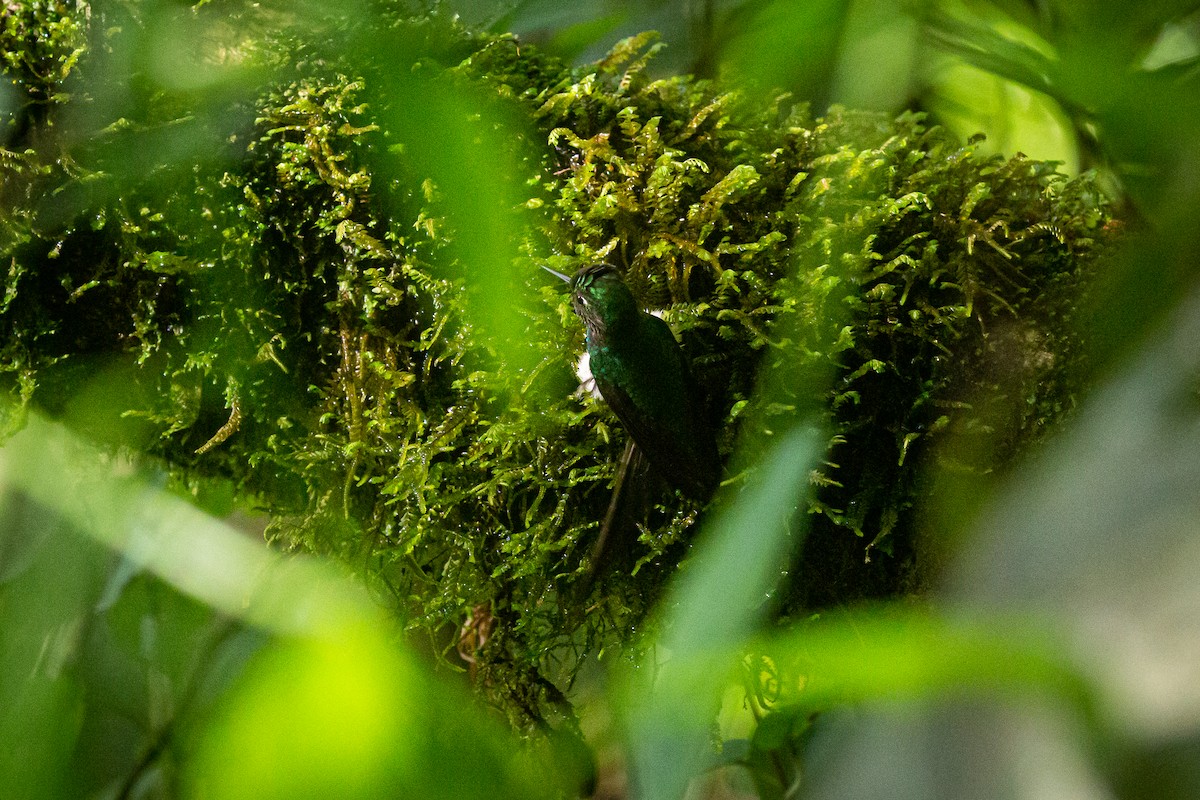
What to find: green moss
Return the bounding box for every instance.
[0,6,1111,726]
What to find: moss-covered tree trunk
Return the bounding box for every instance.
[1,3,1110,725]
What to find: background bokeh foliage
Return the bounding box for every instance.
[2,1,1199,799]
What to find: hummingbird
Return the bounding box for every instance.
[544,264,721,584]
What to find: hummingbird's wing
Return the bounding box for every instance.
[593,317,720,500]
[593,379,712,498]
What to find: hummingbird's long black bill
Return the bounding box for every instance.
[540,265,572,283]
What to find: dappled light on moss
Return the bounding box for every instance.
[2,0,1113,752]
[17,3,1200,800]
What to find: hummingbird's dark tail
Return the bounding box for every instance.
[575,439,655,599]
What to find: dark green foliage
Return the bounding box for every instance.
[0,4,1111,726]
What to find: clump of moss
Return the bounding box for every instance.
[0,5,1109,727]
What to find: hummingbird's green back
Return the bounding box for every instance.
[567,265,720,499]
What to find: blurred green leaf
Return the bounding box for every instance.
[0,502,95,800]
[1,414,374,635]
[829,0,919,111]
[755,607,1083,713]
[924,59,1078,170]
[379,75,546,381]
[188,626,422,799]
[950,286,1200,738]
[721,0,853,107]
[187,622,561,800]
[921,4,1058,94]
[798,695,1107,800]
[488,0,628,60]
[623,425,819,800]
[1,413,578,798]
